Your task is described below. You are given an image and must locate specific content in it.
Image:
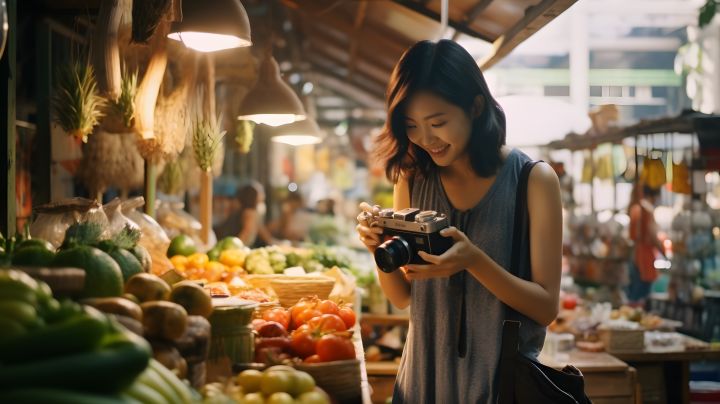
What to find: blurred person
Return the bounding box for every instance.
[625,182,665,302]
[215,181,273,247]
[266,192,311,242]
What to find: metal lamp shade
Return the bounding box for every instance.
[168,0,252,52]
[237,54,306,127]
[270,118,323,146]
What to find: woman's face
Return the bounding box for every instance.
[403,91,483,167]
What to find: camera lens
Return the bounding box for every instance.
[374,237,414,273]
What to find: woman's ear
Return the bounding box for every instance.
[471,95,485,119]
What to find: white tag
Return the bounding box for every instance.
[284,266,306,276]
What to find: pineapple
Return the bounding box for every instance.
[191,116,226,172]
[51,60,105,143]
[109,67,138,128]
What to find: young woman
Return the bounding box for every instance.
[215,181,273,247]
[356,40,563,403]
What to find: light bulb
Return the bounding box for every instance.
[271,135,322,146]
[168,32,250,52]
[237,114,305,127]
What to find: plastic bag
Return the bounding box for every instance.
[156,201,216,253]
[30,197,109,249]
[121,197,171,253]
[103,198,141,237]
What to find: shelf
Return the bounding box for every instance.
[360,313,410,327]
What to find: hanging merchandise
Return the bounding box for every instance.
[192,115,227,172]
[105,67,138,131]
[159,160,184,195]
[131,0,178,45]
[594,144,614,180]
[672,161,692,194]
[231,120,255,154]
[641,155,666,189]
[581,152,593,183]
[51,60,105,143]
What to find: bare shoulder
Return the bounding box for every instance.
[528,162,560,199]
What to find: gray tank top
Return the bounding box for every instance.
[392,148,546,404]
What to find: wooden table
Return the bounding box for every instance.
[352,324,373,404]
[538,349,638,404]
[608,335,720,404]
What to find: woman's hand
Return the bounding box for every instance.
[405,227,480,279]
[356,202,384,252]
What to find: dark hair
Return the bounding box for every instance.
[236,182,262,212]
[372,40,506,183]
[643,184,661,198]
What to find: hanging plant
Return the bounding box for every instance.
[108,67,138,128]
[51,60,105,143]
[192,116,227,172]
[233,120,255,154]
[131,0,173,45]
[159,160,184,195]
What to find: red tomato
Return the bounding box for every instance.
[256,322,289,338]
[291,329,318,359]
[303,354,322,363]
[307,314,347,333]
[291,324,310,340]
[252,319,268,331]
[296,309,322,328]
[338,308,356,329]
[562,295,578,310]
[291,299,315,323]
[316,300,339,316]
[316,334,355,362]
[263,308,290,330]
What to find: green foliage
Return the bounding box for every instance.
[191,116,227,171]
[700,0,717,27]
[110,225,142,250]
[51,60,105,143]
[109,68,138,128]
[62,222,105,249]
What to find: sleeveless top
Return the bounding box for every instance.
[215,209,256,247]
[392,148,546,404]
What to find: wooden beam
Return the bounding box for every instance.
[391,0,494,42]
[477,0,577,71]
[306,63,386,104]
[306,32,391,86]
[0,0,16,237]
[462,0,495,25]
[347,1,368,82]
[34,20,52,210]
[307,39,389,89]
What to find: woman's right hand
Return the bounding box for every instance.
[357,202,383,252]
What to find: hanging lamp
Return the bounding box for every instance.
[237,39,306,127]
[168,0,252,52]
[270,117,323,146]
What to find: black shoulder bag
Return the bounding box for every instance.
[498,160,593,404]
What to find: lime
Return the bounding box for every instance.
[261,370,294,396]
[129,245,152,273]
[207,247,221,262]
[12,247,55,267]
[237,369,263,394]
[217,237,244,251]
[167,235,197,258]
[243,393,265,404]
[16,239,54,253]
[267,392,295,404]
[288,371,316,396]
[51,246,124,299]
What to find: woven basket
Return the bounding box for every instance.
[296,359,362,404]
[270,277,336,309]
[598,328,645,352]
[253,301,282,320]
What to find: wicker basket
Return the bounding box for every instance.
[270,277,336,309]
[598,328,645,352]
[253,301,282,320]
[296,359,362,404]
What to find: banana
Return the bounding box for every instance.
[148,359,194,404]
[137,367,184,404]
[0,300,37,326]
[124,381,171,404]
[0,282,37,305]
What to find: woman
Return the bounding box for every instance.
[215,181,273,247]
[356,40,563,403]
[625,183,664,302]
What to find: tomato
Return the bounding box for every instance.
[264,308,290,330]
[255,347,283,364]
[338,308,356,329]
[291,324,310,339]
[316,334,355,362]
[316,300,339,316]
[252,319,267,331]
[296,309,322,328]
[255,336,292,351]
[291,329,318,359]
[257,321,289,338]
[307,314,347,333]
[292,299,315,323]
[563,295,578,310]
[303,354,322,363]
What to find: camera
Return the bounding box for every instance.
[367,208,453,273]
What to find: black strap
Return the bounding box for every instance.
[498,160,542,404]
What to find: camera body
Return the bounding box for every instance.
[370,208,453,273]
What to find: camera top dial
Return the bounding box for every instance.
[416,211,438,223]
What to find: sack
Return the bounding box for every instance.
[498,160,592,404]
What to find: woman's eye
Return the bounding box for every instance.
[405,125,417,129]
[431,122,448,128]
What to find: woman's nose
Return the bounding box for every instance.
[419,127,438,146]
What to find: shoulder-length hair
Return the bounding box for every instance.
[372,39,506,183]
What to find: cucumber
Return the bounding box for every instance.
[0,341,150,394]
[137,367,184,404]
[124,381,171,404]
[148,358,194,404]
[0,389,132,404]
[0,313,107,364]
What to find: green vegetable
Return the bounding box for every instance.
[62,222,105,248]
[207,247,221,262]
[216,236,244,251]
[245,248,273,275]
[0,300,36,326]
[124,381,170,404]
[0,312,107,364]
[111,225,142,250]
[0,340,149,394]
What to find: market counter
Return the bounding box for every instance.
[607,334,720,404]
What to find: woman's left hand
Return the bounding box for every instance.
[405,227,481,279]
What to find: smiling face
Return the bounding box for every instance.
[403,91,484,167]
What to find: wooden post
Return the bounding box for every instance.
[0,0,16,238]
[144,160,156,218]
[200,170,212,244]
[34,20,51,209]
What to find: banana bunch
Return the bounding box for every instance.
[0,268,57,338]
[124,358,201,404]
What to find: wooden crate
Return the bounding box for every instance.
[599,328,645,352]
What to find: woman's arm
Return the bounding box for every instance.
[406,163,562,326]
[238,209,259,246]
[357,178,413,310]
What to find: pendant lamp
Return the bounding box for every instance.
[271,117,323,146]
[237,47,306,127]
[168,0,252,52]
